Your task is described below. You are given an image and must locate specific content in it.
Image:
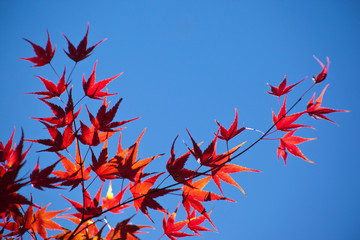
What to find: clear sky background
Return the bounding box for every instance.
[0,1,359,240]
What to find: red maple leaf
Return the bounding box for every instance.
[186,129,242,167]
[62,183,103,219]
[166,135,197,185]
[306,84,349,124]
[267,74,306,97]
[0,128,16,164]
[273,95,313,131]
[185,129,218,166]
[0,128,30,168]
[186,209,215,235]
[52,141,91,190]
[90,141,118,181]
[106,216,154,240]
[277,128,316,164]
[102,181,130,213]
[130,173,178,222]
[0,199,35,238]
[62,23,106,62]
[0,130,32,217]
[30,159,63,190]
[32,89,81,128]
[215,108,246,141]
[312,55,330,84]
[86,97,139,132]
[21,29,56,67]
[52,215,99,239]
[82,61,122,99]
[182,176,234,229]
[27,69,68,99]
[109,129,163,181]
[77,120,120,146]
[26,123,75,152]
[160,203,196,240]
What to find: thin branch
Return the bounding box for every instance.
[68,83,317,239]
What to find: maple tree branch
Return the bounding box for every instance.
[224,83,316,163]
[68,82,320,233]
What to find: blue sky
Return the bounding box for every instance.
[1,1,359,239]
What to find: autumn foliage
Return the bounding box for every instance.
[0,24,349,239]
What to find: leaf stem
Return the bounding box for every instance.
[49,62,60,79]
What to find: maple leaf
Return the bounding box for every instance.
[0,130,32,215]
[0,128,16,164]
[273,95,313,132]
[83,60,122,100]
[106,216,154,240]
[305,84,349,124]
[130,173,178,222]
[109,129,163,181]
[312,55,330,84]
[1,128,30,168]
[215,108,246,141]
[185,129,219,166]
[182,176,234,229]
[102,181,130,213]
[32,204,68,239]
[26,122,75,152]
[86,97,140,132]
[52,217,99,240]
[30,159,63,190]
[277,128,316,164]
[187,209,215,235]
[166,135,197,185]
[21,29,56,67]
[32,89,81,128]
[186,129,242,167]
[161,203,196,240]
[267,74,306,97]
[211,163,260,196]
[62,23,106,62]
[27,69,68,99]
[7,200,35,237]
[90,141,118,181]
[52,141,91,190]
[62,183,103,219]
[77,120,120,146]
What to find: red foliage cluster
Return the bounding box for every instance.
[0,24,348,240]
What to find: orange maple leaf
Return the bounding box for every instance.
[32,204,68,239]
[211,163,260,196]
[52,141,91,190]
[130,173,178,222]
[109,129,163,181]
[182,176,234,229]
